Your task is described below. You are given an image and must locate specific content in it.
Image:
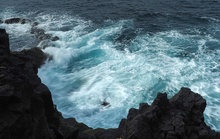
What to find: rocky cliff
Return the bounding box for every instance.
[0,28,219,139]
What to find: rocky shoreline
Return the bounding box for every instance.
[0,24,220,138]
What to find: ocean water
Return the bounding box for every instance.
[0,0,220,130]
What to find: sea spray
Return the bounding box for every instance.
[38,19,220,129]
[0,7,219,130]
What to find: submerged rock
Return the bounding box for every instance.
[51,36,60,41]
[115,29,137,51]
[31,27,50,40]
[101,99,110,107]
[101,101,110,107]
[3,17,59,42]
[31,26,59,42]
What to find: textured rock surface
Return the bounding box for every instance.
[30,22,59,42]
[0,29,89,139]
[0,28,118,139]
[0,29,220,139]
[4,18,31,24]
[0,29,55,139]
[120,88,220,139]
[2,17,59,42]
[0,29,10,56]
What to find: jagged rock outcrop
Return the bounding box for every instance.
[119,88,220,139]
[0,28,219,139]
[30,21,59,43]
[12,47,49,71]
[0,28,60,139]
[2,17,59,43]
[1,28,114,139]
[0,29,10,56]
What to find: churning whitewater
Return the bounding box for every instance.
[0,1,220,131]
[38,17,220,130]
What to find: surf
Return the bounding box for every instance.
[1,8,220,130]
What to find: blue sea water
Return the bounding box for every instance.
[0,0,220,130]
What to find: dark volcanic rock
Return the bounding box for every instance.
[51,36,60,41]
[31,27,50,40]
[59,118,92,139]
[4,18,31,24]
[0,28,94,139]
[31,26,59,42]
[0,29,58,139]
[17,47,48,68]
[0,29,59,139]
[120,88,220,139]
[0,29,10,56]
[0,28,219,139]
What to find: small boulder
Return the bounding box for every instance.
[4,18,31,24]
[101,101,110,107]
[32,22,39,27]
[51,36,59,41]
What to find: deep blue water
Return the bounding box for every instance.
[0,0,220,130]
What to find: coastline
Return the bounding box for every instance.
[0,22,220,138]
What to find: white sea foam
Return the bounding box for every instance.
[39,20,220,130]
[1,9,219,130]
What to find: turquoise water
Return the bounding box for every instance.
[38,19,220,129]
[0,1,220,130]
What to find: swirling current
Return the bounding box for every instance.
[0,0,220,130]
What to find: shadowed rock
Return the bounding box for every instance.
[31,26,59,42]
[51,36,60,41]
[101,101,110,107]
[0,29,90,139]
[20,47,48,68]
[4,18,31,24]
[0,28,220,139]
[31,27,50,40]
[101,99,110,107]
[0,29,56,139]
[3,17,59,43]
[120,88,220,139]
[0,29,10,56]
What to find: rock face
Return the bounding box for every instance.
[12,47,48,71]
[0,28,60,139]
[0,29,220,139]
[0,29,10,56]
[0,28,105,139]
[120,88,220,139]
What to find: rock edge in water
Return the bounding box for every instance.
[0,29,220,139]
